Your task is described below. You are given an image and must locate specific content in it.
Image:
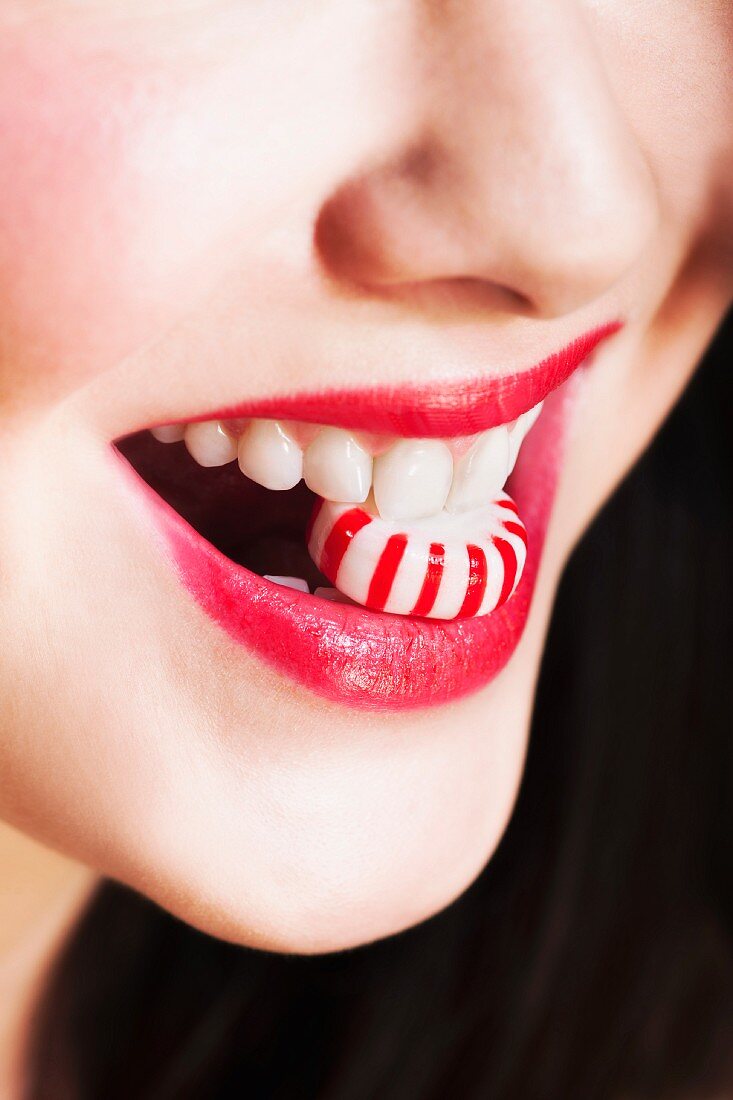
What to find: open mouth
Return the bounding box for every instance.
[113,323,619,711]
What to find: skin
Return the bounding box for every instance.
[0,10,731,1079]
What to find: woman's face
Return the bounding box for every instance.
[0,0,730,952]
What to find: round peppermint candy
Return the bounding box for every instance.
[306,493,527,620]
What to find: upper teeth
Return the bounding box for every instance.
[303,427,372,503]
[445,426,510,515]
[153,401,543,521]
[183,420,238,467]
[237,419,302,490]
[373,439,453,521]
[507,403,543,474]
[151,423,185,444]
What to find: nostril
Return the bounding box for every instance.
[313,163,482,293]
[314,160,657,321]
[313,145,445,291]
[313,183,388,290]
[314,49,660,320]
[314,181,535,318]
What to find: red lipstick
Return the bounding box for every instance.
[118,322,619,710]
[187,322,620,437]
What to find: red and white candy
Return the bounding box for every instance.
[307,493,527,620]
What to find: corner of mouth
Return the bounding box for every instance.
[109,320,620,710]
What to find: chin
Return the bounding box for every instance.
[136,722,528,955]
[85,331,608,952]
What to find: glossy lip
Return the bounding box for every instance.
[170,321,621,438]
[116,321,620,711]
[115,372,568,712]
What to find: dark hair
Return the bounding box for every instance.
[26,316,733,1100]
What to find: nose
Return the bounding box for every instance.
[314,0,658,319]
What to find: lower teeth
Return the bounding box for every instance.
[263,575,309,593]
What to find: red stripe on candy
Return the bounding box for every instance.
[305,497,325,544]
[456,544,487,619]
[503,520,527,546]
[499,497,519,514]
[366,533,408,611]
[492,536,517,607]
[411,542,445,617]
[320,508,372,583]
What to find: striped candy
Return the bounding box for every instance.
[306,493,527,620]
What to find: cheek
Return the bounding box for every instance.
[0,21,322,409]
[0,9,419,412]
[592,1,733,239]
[0,13,400,412]
[0,38,235,404]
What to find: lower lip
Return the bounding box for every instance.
[114,381,572,712]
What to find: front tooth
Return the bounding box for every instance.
[373,440,453,521]
[445,426,511,515]
[303,428,372,503]
[184,420,238,467]
[264,575,309,593]
[237,419,303,490]
[151,424,185,443]
[507,401,543,474]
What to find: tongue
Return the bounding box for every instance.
[306,494,527,620]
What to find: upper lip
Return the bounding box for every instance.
[113,317,622,709]
[149,321,621,439]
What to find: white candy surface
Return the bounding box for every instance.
[307,493,527,620]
